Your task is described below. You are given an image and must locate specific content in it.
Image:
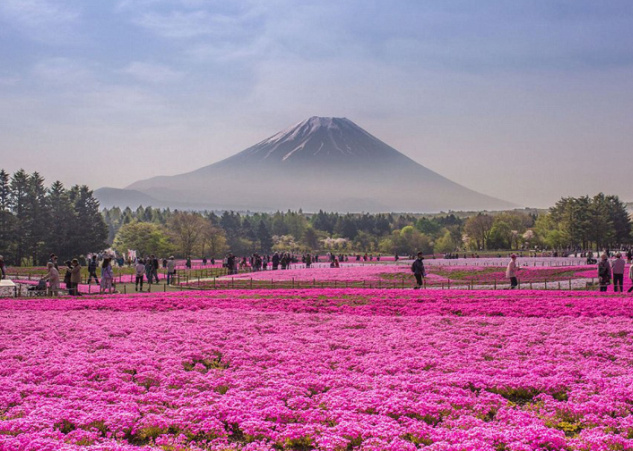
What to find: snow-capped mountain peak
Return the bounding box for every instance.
[121,116,516,212]
[231,116,402,164]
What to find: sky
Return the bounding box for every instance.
[0,0,632,208]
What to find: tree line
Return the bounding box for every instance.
[0,169,107,266]
[1,167,629,265]
[105,194,632,259]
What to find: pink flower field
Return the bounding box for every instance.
[211,264,625,290]
[2,290,633,451]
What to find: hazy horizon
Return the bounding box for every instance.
[1,1,632,209]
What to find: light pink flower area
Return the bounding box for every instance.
[218,264,625,287]
[2,290,633,451]
[222,265,412,282]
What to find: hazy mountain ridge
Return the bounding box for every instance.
[98,117,515,213]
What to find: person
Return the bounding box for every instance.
[305,253,312,268]
[598,253,612,292]
[135,259,145,291]
[226,254,236,275]
[505,254,519,289]
[167,256,176,285]
[100,258,114,294]
[145,258,153,285]
[63,260,72,292]
[41,262,60,296]
[87,255,100,285]
[70,259,82,296]
[48,254,59,271]
[411,252,426,289]
[0,255,5,279]
[628,261,633,293]
[186,257,192,270]
[612,253,625,293]
[151,255,160,284]
[272,253,280,270]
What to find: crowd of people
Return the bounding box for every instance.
[32,253,184,295]
[223,252,317,275]
[3,247,633,295]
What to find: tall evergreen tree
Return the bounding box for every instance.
[10,170,31,265]
[27,172,50,264]
[257,220,273,252]
[0,170,16,261]
[47,181,76,260]
[69,185,108,255]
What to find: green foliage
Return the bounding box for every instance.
[544,193,631,250]
[97,192,631,257]
[415,217,443,238]
[434,230,457,253]
[380,226,432,255]
[0,169,108,265]
[112,221,173,257]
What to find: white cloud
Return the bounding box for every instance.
[122,62,185,83]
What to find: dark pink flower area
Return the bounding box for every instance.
[1,290,633,450]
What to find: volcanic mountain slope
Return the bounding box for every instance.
[101,117,515,212]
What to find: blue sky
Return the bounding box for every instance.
[0,0,632,207]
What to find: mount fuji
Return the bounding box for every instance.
[97,117,515,212]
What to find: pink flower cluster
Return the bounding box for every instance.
[1,289,633,451]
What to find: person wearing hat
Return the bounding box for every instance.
[411,252,426,289]
[506,254,519,289]
[598,253,612,292]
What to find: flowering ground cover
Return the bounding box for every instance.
[192,264,627,291]
[2,289,633,451]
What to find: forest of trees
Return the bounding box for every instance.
[104,193,632,259]
[0,169,107,265]
[0,167,630,265]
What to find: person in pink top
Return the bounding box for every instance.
[611,253,625,292]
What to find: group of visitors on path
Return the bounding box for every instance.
[504,252,633,292]
[35,253,182,295]
[39,254,115,296]
[133,256,177,292]
[598,252,633,292]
